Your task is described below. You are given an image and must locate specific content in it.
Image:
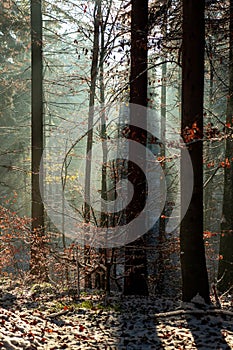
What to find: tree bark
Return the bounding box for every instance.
[124,0,149,296]
[99,6,109,291]
[84,0,101,289]
[84,0,100,224]
[30,0,46,278]
[180,0,210,303]
[31,0,44,231]
[157,60,167,294]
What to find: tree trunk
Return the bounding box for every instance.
[99,6,109,291]
[180,0,210,303]
[217,0,233,293]
[84,0,101,289]
[157,60,167,294]
[30,0,46,279]
[124,0,149,296]
[84,0,100,224]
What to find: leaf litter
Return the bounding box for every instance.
[0,281,233,349]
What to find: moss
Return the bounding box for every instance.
[78,300,94,309]
[30,282,55,294]
[96,302,122,312]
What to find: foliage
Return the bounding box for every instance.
[0,203,31,275]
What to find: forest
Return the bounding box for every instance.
[0,0,233,348]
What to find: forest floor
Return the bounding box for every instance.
[0,280,233,349]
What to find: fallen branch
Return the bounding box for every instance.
[154,308,233,318]
[45,308,71,319]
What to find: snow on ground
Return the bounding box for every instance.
[0,283,233,349]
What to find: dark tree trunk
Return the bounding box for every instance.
[124,0,149,296]
[129,0,148,107]
[30,0,46,278]
[31,0,44,231]
[218,0,233,293]
[180,0,210,303]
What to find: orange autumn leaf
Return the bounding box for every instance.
[183,121,202,142]
[45,329,53,333]
[207,161,215,168]
[157,156,165,162]
[226,158,231,168]
[220,158,231,168]
[204,230,212,238]
[220,161,226,168]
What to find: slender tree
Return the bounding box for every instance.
[124,0,149,296]
[218,0,233,293]
[180,0,210,303]
[84,0,101,288]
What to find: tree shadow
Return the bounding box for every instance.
[0,291,17,309]
[116,296,165,349]
[185,311,232,349]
